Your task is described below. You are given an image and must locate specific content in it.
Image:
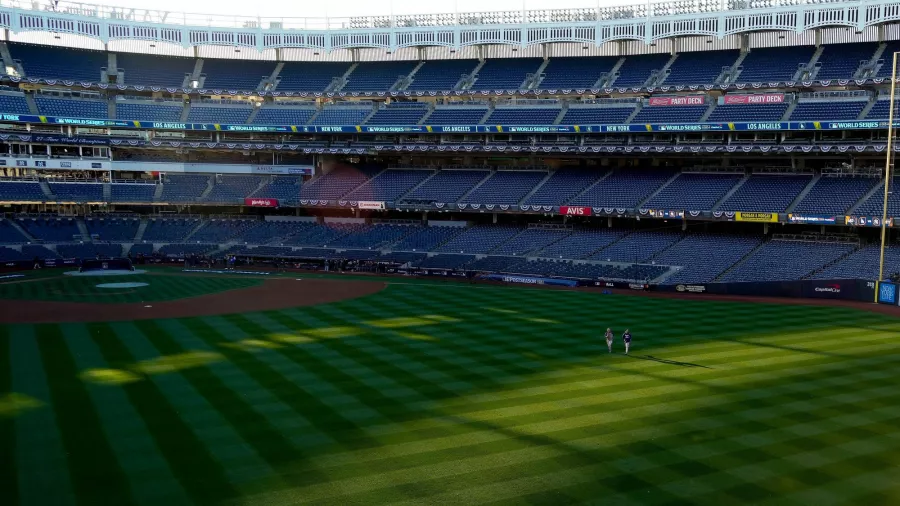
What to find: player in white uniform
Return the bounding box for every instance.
[604,328,614,353]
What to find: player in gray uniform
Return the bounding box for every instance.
[604,328,614,353]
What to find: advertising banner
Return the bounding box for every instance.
[357,201,386,210]
[648,209,685,219]
[244,198,279,208]
[559,206,592,216]
[877,281,898,305]
[787,214,840,224]
[479,273,579,287]
[735,212,779,223]
[846,216,893,227]
[648,96,705,106]
[722,94,785,105]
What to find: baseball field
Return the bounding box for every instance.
[1,268,898,505]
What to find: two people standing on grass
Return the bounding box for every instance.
[604,328,632,354]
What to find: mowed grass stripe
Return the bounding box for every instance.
[87,322,239,505]
[281,343,900,474]
[9,325,77,506]
[109,321,278,491]
[228,351,900,505]
[132,318,330,488]
[173,316,384,450]
[311,301,544,381]
[0,326,16,506]
[156,318,330,447]
[34,324,136,506]
[59,324,192,506]
[257,308,481,403]
[247,311,442,408]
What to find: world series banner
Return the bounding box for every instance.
[787,214,840,224]
[735,212,779,223]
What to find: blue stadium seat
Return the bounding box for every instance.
[253,177,303,205]
[486,107,560,125]
[436,226,523,254]
[402,170,489,204]
[84,217,141,241]
[187,104,252,124]
[110,183,156,203]
[657,234,762,284]
[813,244,900,280]
[142,217,202,242]
[461,171,548,205]
[36,96,107,119]
[201,59,275,90]
[160,175,210,202]
[426,106,489,125]
[524,168,604,206]
[344,61,418,92]
[311,105,372,125]
[10,43,106,81]
[539,57,619,89]
[612,54,670,87]
[645,173,743,211]
[537,229,627,259]
[721,239,855,282]
[276,62,353,91]
[390,226,464,252]
[570,170,674,208]
[252,106,317,125]
[718,175,812,212]
[470,58,542,90]
[117,53,195,87]
[344,169,433,202]
[706,102,789,123]
[631,103,707,123]
[737,46,815,83]
[561,105,635,124]
[0,181,46,202]
[204,176,265,203]
[589,230,682,263]
[366,102,429,125]
[116,101,183,122]
[664,50,739,85]
[48,183,104,202]
[789,100,866,120]
[18,216,81,242]
[406,60,478,90]
[793,177,878,214]
[814,42,877,80]
[0,93,32,115]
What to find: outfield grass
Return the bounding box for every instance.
[1,279,899,505]
[0,273,262,303]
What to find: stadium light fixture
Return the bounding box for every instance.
[878,51,897,284]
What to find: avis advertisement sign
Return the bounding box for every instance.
[648,96,705,106]
[722,94,785,105]
[244,198,279,208]
[559,206,592,216]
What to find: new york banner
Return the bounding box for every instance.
[0,112,896,134]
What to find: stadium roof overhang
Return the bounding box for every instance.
[0,0,896,53]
